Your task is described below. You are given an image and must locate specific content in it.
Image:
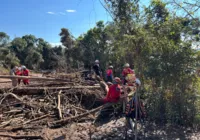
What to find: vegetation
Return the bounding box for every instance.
[0,0,200,127]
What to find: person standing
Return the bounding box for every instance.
[22,66,29,85]
[122,63,135,85]
[93,60,102,78]
[106,65,113,82]
[15,66,22,85]
[10,66,18,87]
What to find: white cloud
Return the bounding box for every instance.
[47,12,55,15]
[66,9,76,13]
[59,12,66,15]
[50,43,64,47]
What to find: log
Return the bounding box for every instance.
[57,90,62,119]
[0,86,101,94]
[50,103,113,127]
[0,133,43,139]
[0,75,69,82]
[23,114,50,125]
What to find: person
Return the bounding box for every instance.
[22,66,29,85]
[102,77,122,103]
[122,63,135,85]
[125,77,146,119]
[93,60,102,77]
[15,66,22,85]
[10,66,18,87]
[106,65,113,82]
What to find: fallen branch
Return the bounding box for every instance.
[70,105,87,112]
[50,103,113,127]
[23,114,50,125]
[0,92,36,108]
[0,133,43,139]
[57,90,62,119]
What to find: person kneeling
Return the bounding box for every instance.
[102,77,122,103]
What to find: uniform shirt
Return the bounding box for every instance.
[23,69,29,76]
[106,69,113,76]
[93,64,101,76]
[15,70,22,76]
[122,68,134,77]
[105,84,121,102]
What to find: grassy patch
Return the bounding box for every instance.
[0,66,9,75]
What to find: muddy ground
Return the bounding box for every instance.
[0,74,200,140]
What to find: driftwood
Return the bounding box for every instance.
[0,75,68,82]
[0,86,101,94]
[50,103,114,127]
[0,133,43,139]
[23,114,50,125]
[1,86,100,90]
[0,126,43,132]
[57,90,62,119]
[0,92,36,108]
[50,105,104,127]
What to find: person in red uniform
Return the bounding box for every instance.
[122,63,135,85]
[102,77,122,103]
[15,67,22,85]
[22,66,29,85]
[106,65,113,82]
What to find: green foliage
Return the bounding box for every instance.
[0,0,199,127]
[59,28,74,48]
[0,32,9,47]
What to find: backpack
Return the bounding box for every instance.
[125,73,136,83]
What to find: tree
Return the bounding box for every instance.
[59,28,74,48]
[0,32,9,47]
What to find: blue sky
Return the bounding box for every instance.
[0,0,113,45]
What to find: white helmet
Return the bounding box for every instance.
[135,78,141,86]
[21,65,26,70]
[124,63,130,68]
[95,60,99,63]
[109,65,113,69]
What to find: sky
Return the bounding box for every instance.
[0,0,113,45]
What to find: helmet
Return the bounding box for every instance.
[124,63,130,68]
[21,66,26,70]
[95,60,99,63]
[109,65,113,69]
[135,78,141,86]
[107,82,113,86]
[114,77,121,83]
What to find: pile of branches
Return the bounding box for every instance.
[0,85,104,139]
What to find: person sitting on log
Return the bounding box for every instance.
[22,66,30,85]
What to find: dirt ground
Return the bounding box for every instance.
[0,73,200,140]
[0,118,199,140]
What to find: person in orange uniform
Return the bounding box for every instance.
[22,66,29,85]
[102,77,122,103]
[122,63,135,85]
[15,67,22,85]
